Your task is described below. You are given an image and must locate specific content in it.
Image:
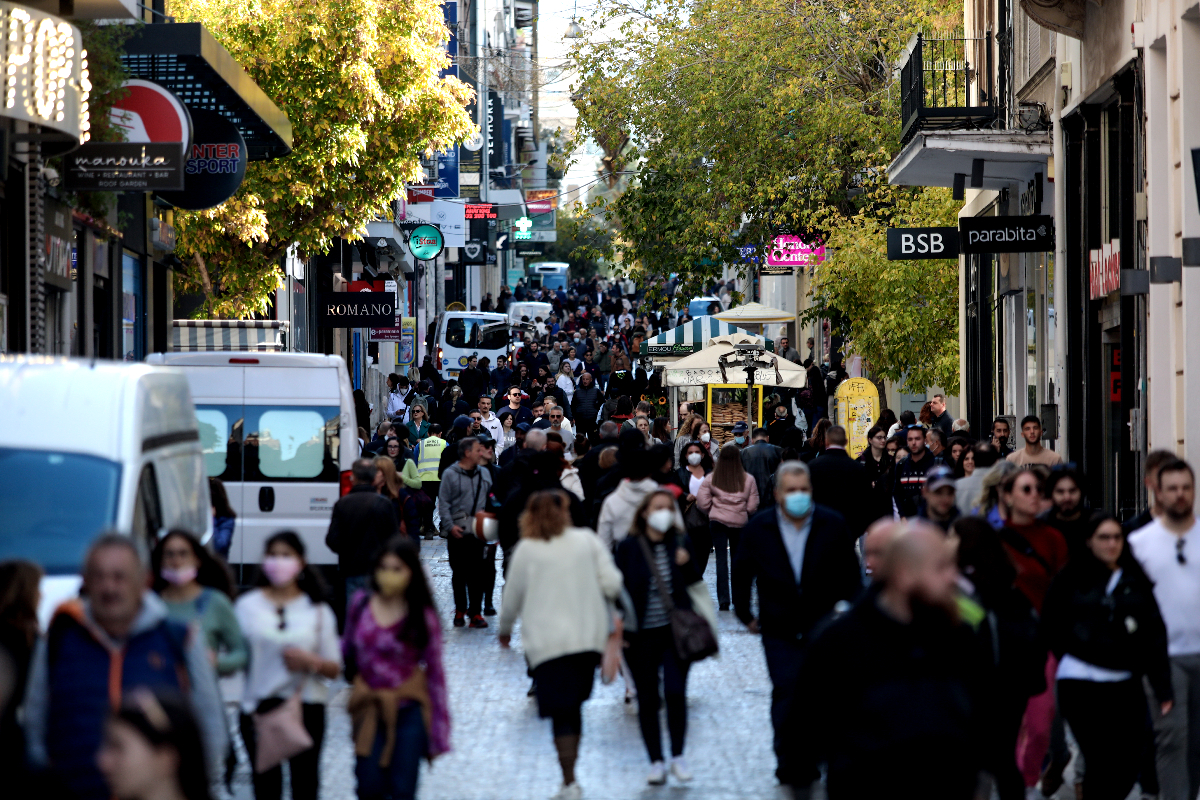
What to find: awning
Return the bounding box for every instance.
[712,302,794,326]
[888,129,1051,189]
[640,315,773,361]
[661,334,806,388]
[172,319,288,351]
[122,23,293,161]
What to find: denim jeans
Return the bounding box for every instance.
[354,703,427,800]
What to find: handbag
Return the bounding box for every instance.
[252,603,323,772]
[683,498,708,530]
[637,537,718,664]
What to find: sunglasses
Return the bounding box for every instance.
[1178,537,1188,566]
[277,606,287,631]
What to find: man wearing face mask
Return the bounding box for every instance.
[326,459,400,606]
[732,461,862,792]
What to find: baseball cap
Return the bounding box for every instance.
[453,415,472,430]
[732,421,749,435]
[925,465,956,492]
[515,422,532,433]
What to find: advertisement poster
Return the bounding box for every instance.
[399,317,416,365]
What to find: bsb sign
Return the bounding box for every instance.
[886,227,959,260]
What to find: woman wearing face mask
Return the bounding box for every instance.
[1040,514,1172,800]
[692,420,719,462]
[697,443,759,610]
[97,689,213,800]
[677,442,715,573]
[236,532,341,800]
[342,537,449,800]
[615,491,701,785]
[152,531,247,678]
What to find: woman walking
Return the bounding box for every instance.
[856,425,894,526]
[556,361,577,405]
[406,404,431,442]
[152,531,247,678]
[498,490,623,800]
[1041,513,1172,800]
[236,532,341,800]
[697,443,759,610]
[343,537,449,800]
[209,478,237,559]
[678,441,714,573]
[97,689,214,800]
[615,491,700,786]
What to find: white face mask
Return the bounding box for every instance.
[699,432,711,443]
[687,452,703,466]
[647,508,675,533]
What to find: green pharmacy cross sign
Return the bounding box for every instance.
[514,217,533,240]
[408,224,445,260]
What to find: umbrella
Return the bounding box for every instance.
[712,302,794,326]
[661,334,807,388]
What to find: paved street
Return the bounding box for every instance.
[233,537,787,800]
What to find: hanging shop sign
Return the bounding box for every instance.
[1089,238,1121,299]
[461,240,487,264]
[408,224,445,260]
[110,80,191,159]
[886,227,960,260]
[959,215,1054,254]
[525,188,557,214]
[487,92,504,164]
[318,293,397,327]
[406,185,436,203]
[513,217,533,240]
[158,108,247,210]
[63,143,185,191]
[765,235,824,274]
[0,3,91,149]
[465,203,497,220]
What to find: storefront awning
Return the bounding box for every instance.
[640,315,773,361]
[172,319,288,351]
[122,23,293,161]
[888,129,1051,189]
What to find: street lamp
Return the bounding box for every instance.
[716,343,783,431]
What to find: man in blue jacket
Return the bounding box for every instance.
[24,534,227,800]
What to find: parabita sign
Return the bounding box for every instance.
[318,293,397,327]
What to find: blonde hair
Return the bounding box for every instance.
[374,456,401,500]
[519,489,571,540]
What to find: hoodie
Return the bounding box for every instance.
[596,477,660,549]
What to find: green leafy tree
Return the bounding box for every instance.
[171,0,475,317]
[540,208,614,282]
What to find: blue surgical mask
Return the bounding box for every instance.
[784,491,813,518]
[734,436,746,445]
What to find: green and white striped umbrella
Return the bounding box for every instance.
[640,315,774,361]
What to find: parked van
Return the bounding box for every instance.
[433,310,509,378]
[147,352,356,582]
[0,357,210,625]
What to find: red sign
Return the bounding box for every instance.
[1089,238,1120,299]
[525,189,556,214]
[406,185,436,204]
[111,79,191,147]
[465,203,497,219]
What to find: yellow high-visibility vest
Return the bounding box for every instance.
[416,436,446,481]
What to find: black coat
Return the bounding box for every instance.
[740,441,782,509]
[798,586,988,799]
[856,449,894,525]
[809,448,873,537]
[571,383,605,423]
[732,505,861,640]
[1040,555,1173,703]
[325,484,399,576]
[892,448,935,518]
[614,531,700,628]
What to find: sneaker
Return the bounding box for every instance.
[550,782,582,800]
[453,612,466,627]
[670,756,692,782]
[470,614,489,628]
[647,761,667,785]
[484,605,498,616]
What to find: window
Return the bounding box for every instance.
[121,252,144,361]
[445,317,507,350]
[0,449,122,575]
[131,464,163,547]
[196,405,243,479]
[243,406,341,482]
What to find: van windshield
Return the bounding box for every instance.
[0,448,121,575]
[445,317,508,351]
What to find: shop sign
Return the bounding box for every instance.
[526,188,556,214]
[318,293,396,327]
[487,91,504,163]
[461,240,487,264]
[766,235,824,273]
[158,108,247,210]
[1089,238,1121,299]
[514,217,533,240]
[408,224,445,260]
[0,3,90,146]
[406,185,436,203]
[63,142,185,191]
[465,202,496,219]
[959,215,1054,254]
[886,227,960,260]
[110,79,191,160]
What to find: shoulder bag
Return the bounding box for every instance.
[252,601,324,772]
[637,537,718,663]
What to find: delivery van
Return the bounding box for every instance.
[147,351,355,582]
[0,357,210,626]
[433,310,509,378]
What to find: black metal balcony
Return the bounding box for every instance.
[899,32,996,145]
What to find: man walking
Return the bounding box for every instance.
[733,461,861,792]
[892,425,935,519]
[438,436,494,628]
[1129,459,1200,800]
[741,427,782,509]
[1124,449,1179,533]
[478,394,503,442]
[809,425,872,539]
[929,393,954,438]
[414,423,447,536]
[325,458,399,603]
[548,406,576,453]
[915,465,959,533]
[502,385,534,427]
[24,535,228,799]
[1006,414,1063,466]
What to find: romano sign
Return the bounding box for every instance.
[318,293,397,327]
[959,215,1054,254]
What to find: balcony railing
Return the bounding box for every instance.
[899,31,996,145]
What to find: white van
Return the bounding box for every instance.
[434,310,509,378]
[0,357,210,625]
[147,352,355,581]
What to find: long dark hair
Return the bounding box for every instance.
[682,440,713,473]
[711,443,748,493]
[209,477,235,519]
[368,536,436,651]
[1084,511,1150,577]
[651,417,672,445]
[0,560,41,647]
[256,531,329,604]
[875,408,898,432]
[151,530,235,598]
[113,688,213,800]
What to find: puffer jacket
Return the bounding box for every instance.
[597,478,660,549]
[571,383,605,423]
[697,473,759,527]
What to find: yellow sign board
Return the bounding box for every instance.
[835,377,880,458]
